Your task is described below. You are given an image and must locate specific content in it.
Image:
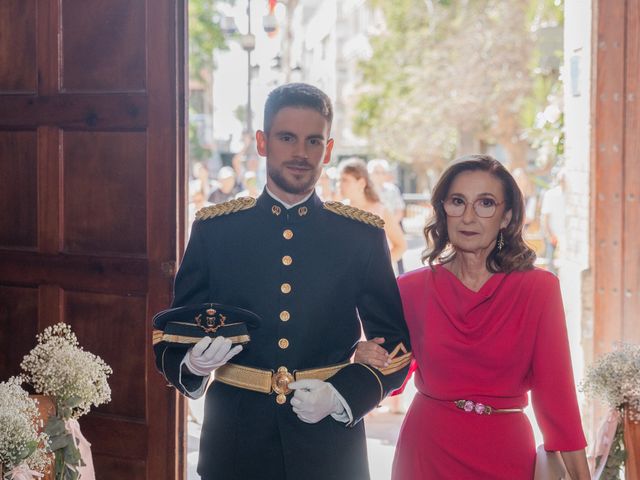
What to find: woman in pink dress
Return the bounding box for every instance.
[356,155,589,479]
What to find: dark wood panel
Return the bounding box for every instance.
[0,0,185,477]
[61,0,146,92]
[145,0,187,477]
[0,251,148,295]
[0,131,38,248]
[0,285,39,379]
[92,455,146,479]
[79,414,148,460]
[0,0,36,92]
[63,131,147,255]
[593,0,626,355]
[0,94,148,129]
[65,290,147,420]
[37,127,61,254]
[623,0,640,342]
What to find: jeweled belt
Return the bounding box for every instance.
[453,399,524,415]
[215,362,349,404]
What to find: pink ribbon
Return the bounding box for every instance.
[8,464,44,480]
[588,409,621,479]
[65,419,96,480]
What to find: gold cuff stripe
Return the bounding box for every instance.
[387,342,408,360]
[387,351,412,367]
[323,201,385,228]
[379,353,413,376]
[196,196,257,221]
[153,333,250,346]
[214,362,349,394]
[357,363,384,404]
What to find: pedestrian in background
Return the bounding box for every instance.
[338,157,407,266]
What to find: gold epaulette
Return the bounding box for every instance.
[323,201,384,228]
[195,197,257,221]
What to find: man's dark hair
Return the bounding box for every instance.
[263,83,333,134]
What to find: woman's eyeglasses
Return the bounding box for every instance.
[441,197,504,218]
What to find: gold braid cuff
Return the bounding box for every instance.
[323,201,384,228]
[378,342,412,376]
[196,197,257,221]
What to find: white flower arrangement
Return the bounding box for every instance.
[20,323,112,420]
[20,323,113,480]
[0,377,50,476]
[580,342,640,422]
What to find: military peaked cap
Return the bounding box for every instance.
[152,303,261,347]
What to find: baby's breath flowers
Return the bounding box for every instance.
[20,323,112,420]
[580,343,640,479]
[20,323,113,480]
[580,342,640,422]
[0,376,50,475]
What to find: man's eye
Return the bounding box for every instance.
[280,135,294,142]
[309,138,321,146]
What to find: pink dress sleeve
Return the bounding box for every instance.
[530,273,587,451]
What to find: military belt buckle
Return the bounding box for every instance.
[271,367,294,405]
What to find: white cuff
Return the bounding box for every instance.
[328,383,353,424]
[179,356,209,399]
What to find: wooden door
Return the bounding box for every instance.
[592,0,640,354]
[0,1,187,478]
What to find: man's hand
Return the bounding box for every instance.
[183,336,242,377]
[354,337,390,369]
[289,379,343,423]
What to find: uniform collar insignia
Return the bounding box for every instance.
[256,190,322,223]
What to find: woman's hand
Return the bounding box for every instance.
[559,449,590,480]
[354,337,390,369]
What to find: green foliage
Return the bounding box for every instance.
[595,420,626,480]
[356,0,564,169]
[189,0,232,83]
[44,415,83,480]
[188,1,234,163]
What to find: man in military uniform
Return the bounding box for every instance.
[153,83,412,480]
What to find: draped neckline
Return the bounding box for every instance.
[438,263,505,297]
[430,265,508,335]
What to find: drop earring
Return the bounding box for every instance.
[497,230,504,251]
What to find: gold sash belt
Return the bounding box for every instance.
[215,362,349,404]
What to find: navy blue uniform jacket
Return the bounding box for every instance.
[154,191,412,480]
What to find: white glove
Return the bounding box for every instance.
[289,379,344,424]
[183,336,242,377]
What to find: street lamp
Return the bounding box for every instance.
[241,0,255,135]
[220,1,281,135]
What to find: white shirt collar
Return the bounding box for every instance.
[265,186,314,210]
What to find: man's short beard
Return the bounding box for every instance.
[269,167,318,195]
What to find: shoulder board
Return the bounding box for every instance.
[195,197,257,221]
[323,201,384,229]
